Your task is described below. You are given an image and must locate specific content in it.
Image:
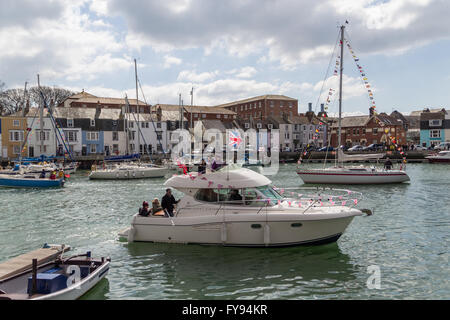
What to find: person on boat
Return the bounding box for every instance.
[229,189,242,201]
[151,198,164,216]
[139,201,150,217]
[39,169,46,179]
[384,158,393,170]
[161,188,179,217]
[198,159,207,174]
[49,171,57,180]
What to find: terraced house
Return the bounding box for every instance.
[419,108,449,147]
[1,116,27,160]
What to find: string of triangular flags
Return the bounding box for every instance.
[389,135,407,165]
[345,39,377,113]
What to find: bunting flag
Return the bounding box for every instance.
[345,39,377,112]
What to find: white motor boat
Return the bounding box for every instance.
[426,150,450,163]
[119,167,364,247]
[89,162,168,180]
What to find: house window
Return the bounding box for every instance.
[40,145,47,153]
[13,120,20,127]
[224,115,228,119]
[194,114,198,118]
[245,123,250,129]
[90,119,95,127]
[64,131,78,142]
[87,132,99,141]
[430,130,441,138]
[130,144,135,151]
[90,144,97,153]
[259,102,262,108]
[129,121,134,128]
[270,101,274,108]
[280,102,284,108]
[9,130,24,142]
[157,122,161,129]
[429,120,442,127]
[202,114,206,118]
[141,122,145,128]
[113,144,119,153]
[67,119,74,128]
[373,128,378,134]
[217,114,221,119]
[113,131,119,141]
[240,106,243,111]
[36,131,50,141]
[257,123,262,129]
[156,132,162,140]
[289,102,293,108]
[268,124,273,130]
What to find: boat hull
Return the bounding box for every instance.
[0,176,64,188]
[89,168,167,180]
[127,213,357,247]
[297,170,410,184]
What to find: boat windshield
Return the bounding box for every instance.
[254,186,284,201]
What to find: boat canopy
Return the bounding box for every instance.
[164,167,272,189]
[338,149,384,162]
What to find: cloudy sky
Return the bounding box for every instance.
[1,0,449,115]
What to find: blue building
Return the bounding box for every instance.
[419,109,448,147]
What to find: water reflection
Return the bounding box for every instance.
[120,242,361,299]
[80,278,110,300]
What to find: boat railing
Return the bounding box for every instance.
[274,186,363,213]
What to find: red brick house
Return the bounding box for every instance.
[217,95,298,120]
[330,110,406,147]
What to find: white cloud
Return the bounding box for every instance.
[163,55,182,69]
[177,70,219,82]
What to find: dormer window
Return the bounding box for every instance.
[268,124,273,130]
[90,119,95,127]
[429,119,442,127]
[257,123,262,129]
[245,123,250,129]
[67,119,74,128]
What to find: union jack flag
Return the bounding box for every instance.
[228,130,242,150]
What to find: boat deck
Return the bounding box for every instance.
[0,245,69,281]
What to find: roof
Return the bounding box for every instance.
[410,108,447,117]
[156,104,236,115]
[164,167,271,190]
[331,116,369,128]
[217,95,297,108]
[67,91,98,99]
[69,97,147,106]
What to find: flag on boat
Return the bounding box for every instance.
[228,130,242,150]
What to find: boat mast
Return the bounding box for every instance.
[134,59,140,156]
[125,94,129,155]
[38,74,44,158]
[190,86,194,130]
[338,25,345,163]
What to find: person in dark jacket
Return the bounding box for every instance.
[384,157,393,170]
[139,201,150,217]
[198,159,207,174]
[161,188,179,217]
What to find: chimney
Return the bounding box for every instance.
[369,107,374,117]
[320,103,324,113]
[157,107,162,122]
[308,103,312,112]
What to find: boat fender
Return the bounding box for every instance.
[221,223,227,243]
[264,224,271,246]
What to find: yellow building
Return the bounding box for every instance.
[1,116,28,160]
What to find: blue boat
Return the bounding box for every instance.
[0,174,64,188]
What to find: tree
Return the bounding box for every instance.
[0,85,74,115]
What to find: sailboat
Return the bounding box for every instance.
[297,25,410,185]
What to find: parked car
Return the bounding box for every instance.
[348,145,364,152]
[318,146,334,152]
[362,143,384,151]
[282,147,292,152]
[434,142,450,151]
[413,145,427,151]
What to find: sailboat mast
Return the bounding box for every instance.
[37,74,44,157]
[338,25,345,155]
[134,59,140,156]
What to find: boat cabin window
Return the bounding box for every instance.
[194,188,244,204]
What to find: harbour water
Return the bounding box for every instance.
[0,163,448,299]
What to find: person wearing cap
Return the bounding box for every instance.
[161,188,179,217]
[139,201,150,217]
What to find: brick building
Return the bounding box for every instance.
[218,95,298,120]
[330,109,406,147]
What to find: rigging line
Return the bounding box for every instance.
[137,78,167,155]
[344,31,374,111]
[312,29,341,119]
[125,96,149,154]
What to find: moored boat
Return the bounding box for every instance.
[89,162,168,180]
[426,150,450,163]
[119,167,364,247]
[0,173,65,188]
[0,245,110,300]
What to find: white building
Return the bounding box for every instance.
[26,109,57,158]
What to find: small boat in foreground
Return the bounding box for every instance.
[426,150,450,163]
[119,167,364,247]
[0,245,110,300]
[0,174,65,188]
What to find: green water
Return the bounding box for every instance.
[0,163,448,299]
